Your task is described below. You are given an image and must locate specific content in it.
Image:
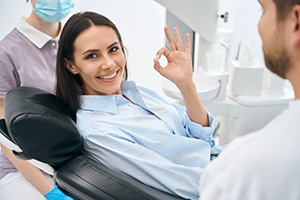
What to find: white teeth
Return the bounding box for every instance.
[99,72,117,80]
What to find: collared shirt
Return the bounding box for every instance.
[0,17,58,98]
[0,18,59,179]
[77,81,215,200]
[200,100,300,200]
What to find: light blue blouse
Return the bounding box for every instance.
[76,81,215,200]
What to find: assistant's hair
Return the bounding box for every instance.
[55,11,128,118]
[273,0,300,20]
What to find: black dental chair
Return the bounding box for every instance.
[0,86,186,200]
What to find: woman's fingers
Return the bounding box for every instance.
[185,33,191,55]
[153,56,165,75]
[173,27,183,51]
[164,25,176,51]
[164,25,189,53]
[156,46,171,60]
[153,47,170,73]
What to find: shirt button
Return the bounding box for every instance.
[51,42,56,47]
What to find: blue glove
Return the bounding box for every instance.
[45,185,74,200]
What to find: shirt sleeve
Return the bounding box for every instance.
[172,103,215,146]
[136,85,215,146]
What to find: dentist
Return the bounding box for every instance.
[199,0,300,199]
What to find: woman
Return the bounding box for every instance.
[56,11,216,200]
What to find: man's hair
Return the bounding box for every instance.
[273,0,300,20]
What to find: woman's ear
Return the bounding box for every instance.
[64,59,78,74]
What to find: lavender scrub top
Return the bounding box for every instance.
[0,18,59,179]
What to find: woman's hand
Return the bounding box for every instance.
[154,25,209,127]
[153,25,193,90]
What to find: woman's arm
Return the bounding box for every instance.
[153,26,208,126]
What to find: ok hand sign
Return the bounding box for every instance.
[153,25,194,90]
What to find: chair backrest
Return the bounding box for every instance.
[4,86,82,169]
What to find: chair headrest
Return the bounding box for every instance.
[4,86,82,169]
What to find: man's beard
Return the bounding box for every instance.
[263,33,290,79]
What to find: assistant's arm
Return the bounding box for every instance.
[1,145,54,194]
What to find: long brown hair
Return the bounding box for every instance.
[55,11,128,119]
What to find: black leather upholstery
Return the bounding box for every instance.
[4,86,81,169]
[0,119,10,141]
[1,86,186,200]
[56,155,185,200]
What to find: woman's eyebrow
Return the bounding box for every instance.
[82,42,119,55]
[107,42,119,49]
[82,49,99,55]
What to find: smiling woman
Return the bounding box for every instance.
[65,26,126,96]
[55,11,220,200]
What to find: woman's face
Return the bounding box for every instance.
[67,25,126,95]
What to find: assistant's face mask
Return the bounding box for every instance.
[34,0,74,23]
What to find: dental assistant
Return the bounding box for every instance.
[0,0,74,199]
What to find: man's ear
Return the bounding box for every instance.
[291,5,300,46]
[64,59,78,74]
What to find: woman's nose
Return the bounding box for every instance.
[101,55,115,70]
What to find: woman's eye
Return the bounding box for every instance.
[110,46,119,53]
[86,53,97,59]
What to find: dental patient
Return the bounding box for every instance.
[55,11,220,200]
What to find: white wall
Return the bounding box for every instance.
[0,0,31,39]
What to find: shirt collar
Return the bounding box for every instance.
[16,17,60,49]
[80,81,147,114]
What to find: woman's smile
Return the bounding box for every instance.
[98,70,118,80]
